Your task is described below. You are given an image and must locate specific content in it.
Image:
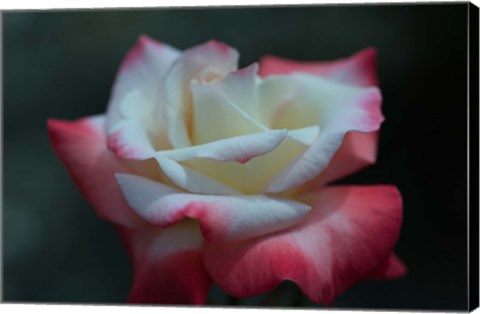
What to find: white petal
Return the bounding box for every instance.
[107,90,157,159]
[190,66,265,145]
[164,41,239,148]
[116,174,311,242]
[184,135,308,194]
[158,129,287,163]
[154,156,240,195]
[105,36,180,157]
[287,125,320,145]
[264,74,383,192]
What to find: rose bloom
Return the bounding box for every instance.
[48,36,406,305]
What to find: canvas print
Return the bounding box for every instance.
[2,2,479,310]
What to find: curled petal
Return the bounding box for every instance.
[259,48,377,87]
[164,40,239,148]
[302,131,379,188]
[158,129,287,164]
[117,221,211,304]
[115,174,311,242]
[287,125,320,145]
[263,74,383,193]
[203,185,403,305]
[259,49,381,186]
[155,156,240,195]
[107,90,157,159]
[47,115,146,228]
[106,35,180,158]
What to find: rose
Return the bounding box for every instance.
[48,36,406,305]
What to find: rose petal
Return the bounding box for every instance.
[370,253,407,280]
[191,63,265,145]
[184,135,308,194]
[259,49,381,186]
[47,115,146,228]
[259,48,377,87]
[158,129,287,164]
[287,125,320,145]
[263,74,383,192]
[207,63,260,118]
[302,131,379,188]
[107,90,157,159]
[155,156,240,195]
[164,40,239,148]
[115,174,311,242]
[117,221,211,304]
[106,35,180,158]
[203,185,402,305]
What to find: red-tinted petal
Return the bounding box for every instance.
[115,174,310,242]
[48,115,146,228]
[203,185,403,305]
[303,131,379,187]
[370,253,407,280]
[117,221,211,304]
[259,48,377,87]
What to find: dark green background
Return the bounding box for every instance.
[3,3,469,310]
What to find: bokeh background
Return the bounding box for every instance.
[3,3,469,310]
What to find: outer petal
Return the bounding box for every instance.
[302,131,379,188]
[106,35,180,159]
[259,48,377,87]
[370,253,407,280]
[203,185,403,305]
[115,174,311,242]
[47,115,146,228]
[107,90,157,159]
[164,40,239,148]
[117,221,211,304]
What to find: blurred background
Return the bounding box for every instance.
[3,3,469,310]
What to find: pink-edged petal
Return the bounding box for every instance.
[107,35,180,127]
[259,48,377,87]
[47,115,146,228]
[155,156,240,195]
[264,74,383,193]
[106,35,180,158]
[159,129,287,163]
[115,174,311,242]
[203,185,403,305]
[117,221,211,304]
[370,253,407,280]
[164,40,239,148]
[302,131,379,188]
[106,91,157,160]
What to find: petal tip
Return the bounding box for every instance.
[355,47,377,60]
[120,35,163,71]
[234,62,259,76]
[47,118,68,146]
[204,39,232,53]
[358,87,384,130]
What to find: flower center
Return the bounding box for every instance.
[198,67,224,84]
